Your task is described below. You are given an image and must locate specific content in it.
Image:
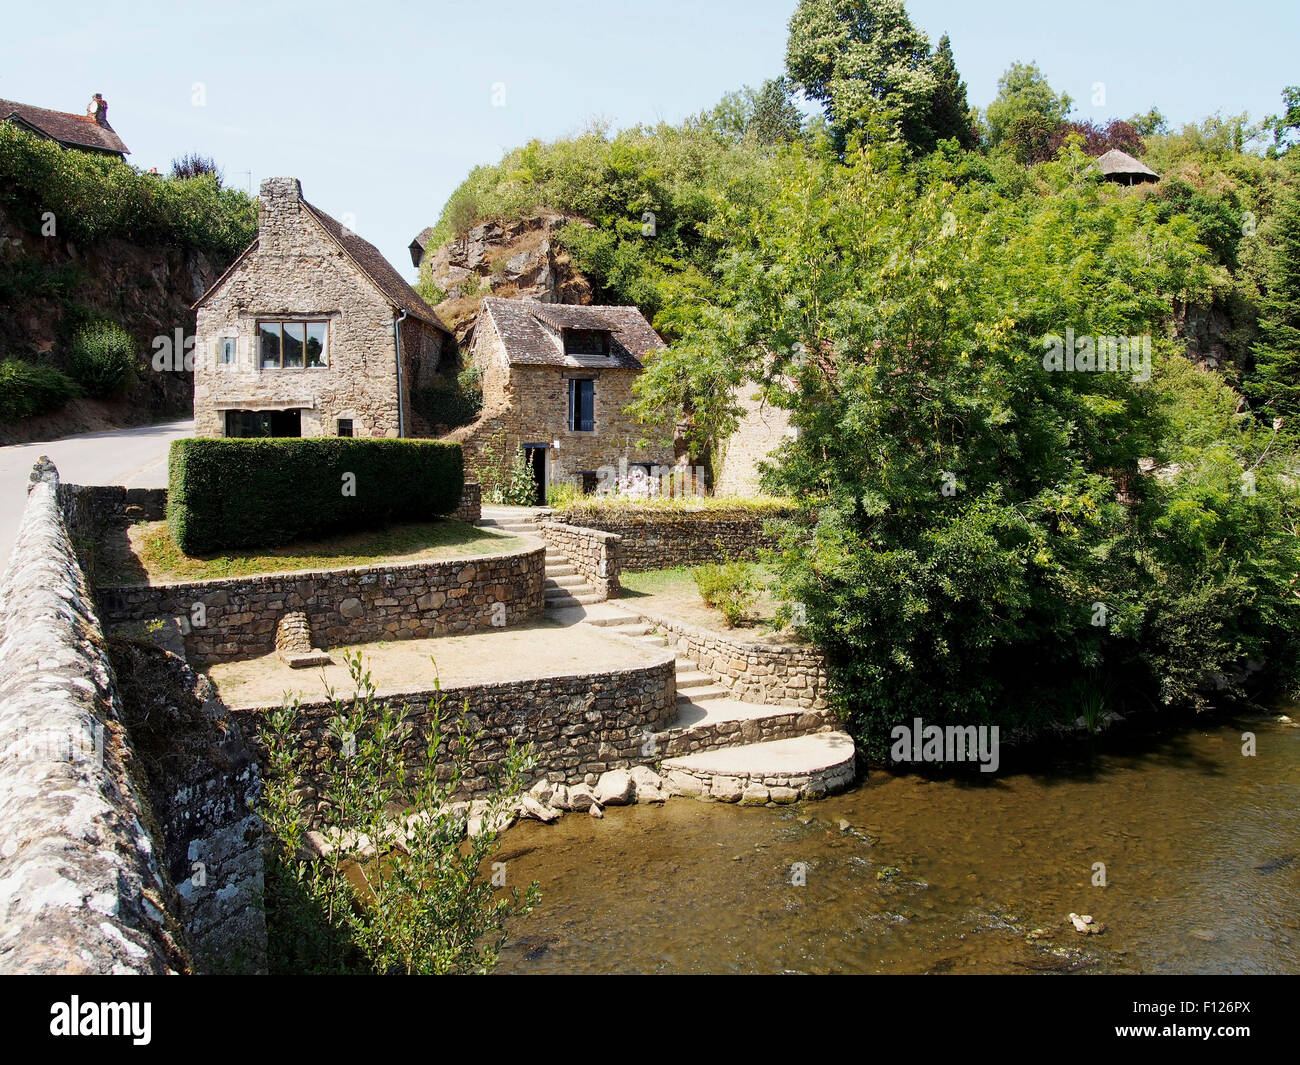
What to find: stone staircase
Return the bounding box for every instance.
[583,609,855,803]
[479,507,601,611]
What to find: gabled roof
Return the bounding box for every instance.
[303,202,449,333]
[409,226,433,267]
[1096,149,1158,180]
[482,297,664,370]
[193,193,452,336]
[0,97,129,155]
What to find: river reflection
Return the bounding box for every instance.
[496,717,1300,974]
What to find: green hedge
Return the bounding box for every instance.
[168,438,463,555]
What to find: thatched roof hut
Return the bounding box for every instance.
[1096,149,1159,186]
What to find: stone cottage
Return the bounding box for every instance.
[450,297,679,503]
[191,177,452,439]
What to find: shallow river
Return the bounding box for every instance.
[495,717,1300,974]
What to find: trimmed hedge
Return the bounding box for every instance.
[168,438,463,555]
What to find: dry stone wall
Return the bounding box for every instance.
[551,507,791,572]
[539,520,620,598]
[101,544,546,665]
[627,605,829,710]
[0,461,186,974]
[230,653,678,800]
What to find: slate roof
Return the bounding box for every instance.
[1096,149,1158,180]
[0,97,129,155]
[302,202,450,334]
[482,297,664,369]
[409,226,433,267]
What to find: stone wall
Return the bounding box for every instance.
[101,544,546,664]
[624,604,829,710]
[0,461,186,974]
[454,481,481,524]
[714,387,794,497]
[539,520,620,599]
[231,653,678,800]
[549,506,792,572]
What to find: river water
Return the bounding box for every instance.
[495,717,1300,974]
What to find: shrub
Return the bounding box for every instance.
[487,446,537,506]
[546,479,585,508]
[65,321,136,398]
[0,358,77,420]
[168,438,463,555]
[170,153,221,181]
[693,560,761,627]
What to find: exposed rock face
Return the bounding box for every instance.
[424,214,593,345]
[0,205,219,444]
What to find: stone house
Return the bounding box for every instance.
[713,386,795,496]
[0,93,129,158]
[191,177,452,439]
[450,297,678,503]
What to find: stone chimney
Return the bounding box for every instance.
[87,93,109,127]
[258,177,303,253]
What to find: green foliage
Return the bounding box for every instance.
[545,479,586,509]
[0,357,77,419]
[693,559,761,627]
[167,438,463,555]
[413,365,482,431]
[554,496,794,521]
[490,446,538,506]
[927,34,977,151]
[65,320,136,398]
[639,133,1299,757]
[259,651,539,975]
[985,61,1073,148]
[0,123,256,261]
[1244,172,1300,416]
[784,0,945,153]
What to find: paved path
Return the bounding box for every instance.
[0,419,192,563]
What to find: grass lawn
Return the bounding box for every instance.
[99,520,527,585]
[617,564,806,644]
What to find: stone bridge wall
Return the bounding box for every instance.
[0,462,186,974]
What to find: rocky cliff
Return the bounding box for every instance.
[423,213,594,346]
[0,204,219,444]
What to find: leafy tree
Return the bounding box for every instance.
[785,0,938,152]
[985,61,1072,148]
[751,77,805,146]
[1267,85,1300,155]
[1129,106,1170,137]
[170,152,221,182]
[1245,173,1300,415]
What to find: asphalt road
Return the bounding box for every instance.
[0,419,193,563]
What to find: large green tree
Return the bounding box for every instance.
[985,61,1073,148]
[926,34,976,150]
[785,0,939,152]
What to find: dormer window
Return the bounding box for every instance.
[563,328,611,357]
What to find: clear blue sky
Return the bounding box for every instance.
[3,1,1296,279]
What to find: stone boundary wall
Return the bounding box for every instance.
[100,544,546,665]
[626,605,830,710]
[539,520,621,599]
[230,653,678,799]
[0,461,185,974]
[550,507,792,572]
[656,706,838,759]
[454,481,482,524]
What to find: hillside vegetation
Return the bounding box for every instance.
[0,123,256,441]
[417,0,1300,754]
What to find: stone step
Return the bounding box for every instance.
[545,591,602,607]
[584,613,642,628]
[637,635,669,647]
[545,574,587,589]
[545,563,577,577]
[545,584,593,599]
[659,731,856,804]
[656,698,829,758]
[677,684,729,703]
[604,621,652,637]
[675,670,715,689]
